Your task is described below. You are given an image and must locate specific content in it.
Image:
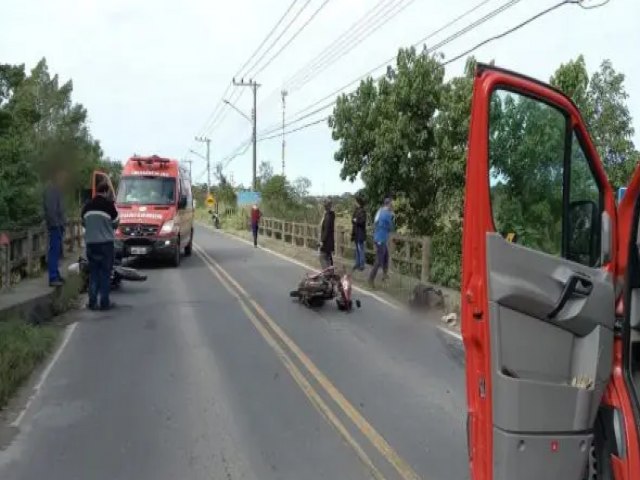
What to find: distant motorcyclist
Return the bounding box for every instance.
[319,199,335,270]
[81,181,119,310]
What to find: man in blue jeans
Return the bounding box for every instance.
[43,170,67,287]
[81,181,119,311]
[368,197,395,288]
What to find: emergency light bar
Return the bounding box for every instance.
[134,155,171,167]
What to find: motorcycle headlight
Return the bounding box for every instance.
[160,219,175,234]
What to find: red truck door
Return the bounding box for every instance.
[461,64,631,480]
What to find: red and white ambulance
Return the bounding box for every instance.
[114,155,193,266]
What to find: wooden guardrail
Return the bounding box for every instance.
[258,217,431,283]
[0,220,83,289]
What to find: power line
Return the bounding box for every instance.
[205,0,332,138]
[258,116,329,142]
[252,0,333,77]
[259,0,601,141]
[220,0,599,167]
[276,0,504,126]
[286,0,421,93]
[242,0,314,78]
[443,0,586,66]
[195,0,301,138]
[283,0,398,88]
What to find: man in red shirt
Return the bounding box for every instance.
[250,204,261,248]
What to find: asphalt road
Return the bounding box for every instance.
[0,226,468,480]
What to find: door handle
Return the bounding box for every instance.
[547,273,593,319]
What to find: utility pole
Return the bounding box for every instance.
[281,89,288,176]
[194,136,211,193]
[232,78,260,190]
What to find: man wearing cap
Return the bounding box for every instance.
[319,199,335,269]
[369,197,395,287]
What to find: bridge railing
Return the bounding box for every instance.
[259,217,431,283]
[0,220,83,289]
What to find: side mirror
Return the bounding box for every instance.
[178,195,188,209]
[567,200,600,266]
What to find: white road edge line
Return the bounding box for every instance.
[11,322,78,427]
[201,224,463,343]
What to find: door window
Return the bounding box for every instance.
[488,88,602,266]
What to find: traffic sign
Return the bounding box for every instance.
[206,193,215,207]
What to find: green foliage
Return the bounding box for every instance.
[0,320,59,408]
[0,58,106,229]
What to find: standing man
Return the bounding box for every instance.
[319,199,335,269]
[368,197,395,288]
[43,169,67,287]
[81,181,119,311]
[351,195,367,272]
[250,204,261,248]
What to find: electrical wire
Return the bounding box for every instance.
[258,116,329,142]
[242,0,314,78]
[285,0,417,92]
[195,0,300,137]
[443,0,584,66]
[220,0,607,166]
[288,0,508,120]
[251,0,333,77]
[259,0,605,141]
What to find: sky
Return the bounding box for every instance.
[1,0,638,195]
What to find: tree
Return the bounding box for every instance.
[551,56,639,188]
[330,46,446,235]
[292,176,311,199]
[0,58,107,228]
[257,160,274,190]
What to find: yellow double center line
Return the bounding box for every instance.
[194,244,422,480]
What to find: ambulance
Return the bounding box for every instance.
[114,155,193,266]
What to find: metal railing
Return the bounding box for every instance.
[0,220,83,289]
[258,217,432,283]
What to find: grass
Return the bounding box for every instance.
[0,265,83,410]
[0,319,61,408]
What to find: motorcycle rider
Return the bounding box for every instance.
[81,180,119,310]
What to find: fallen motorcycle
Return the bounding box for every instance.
[290,266,361,311]
[68,256,147,292]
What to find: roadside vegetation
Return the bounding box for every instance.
[0,58,119,230]
[0,320,60,408]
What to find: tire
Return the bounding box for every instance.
[184,230,193,257]
[171,238,181,267]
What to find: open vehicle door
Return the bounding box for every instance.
[461,64,640,480]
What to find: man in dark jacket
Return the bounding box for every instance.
[351,195,367,271]
[81,181,119,310]
[319,199,335,269]
[43,170,67,287]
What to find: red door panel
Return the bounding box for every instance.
[462,64,620,480]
